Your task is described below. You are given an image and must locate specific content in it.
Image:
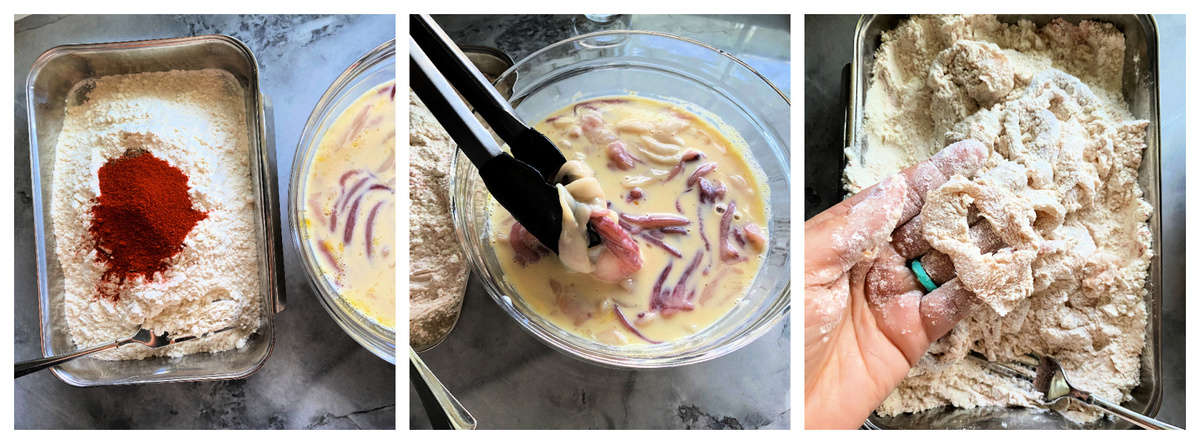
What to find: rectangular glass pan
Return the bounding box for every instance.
[27,35,286,386]
[843,14,1162,429]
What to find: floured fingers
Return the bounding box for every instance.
[805,175,908,285]
[865,248,982,358]
[920,278,978,340]
[894,139,989,223]
[863,243,930,364]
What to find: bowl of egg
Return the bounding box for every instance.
[291,39,397,363]
[450,31,789,368]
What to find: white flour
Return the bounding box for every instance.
[408,91,469,350]
[848,16,1152,423]
[51,69,262,360]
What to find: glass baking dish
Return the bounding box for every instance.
[841,15,1163,429]
[26,35,286,386]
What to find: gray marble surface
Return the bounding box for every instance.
[410,14,791,429]
[14,14,396,429]
[804,14,1185,427]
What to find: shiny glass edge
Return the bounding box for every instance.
[290,39,397,364]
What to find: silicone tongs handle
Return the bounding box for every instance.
[410,14,522,137]
[409,37,503,168]
[409,14,566,180]
[410,36,566,252]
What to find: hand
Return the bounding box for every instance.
[804,140,988,429]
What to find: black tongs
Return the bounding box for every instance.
[409,14,598,253]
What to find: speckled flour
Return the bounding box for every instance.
[52,69,262,360]
[408,91,469,350]
[847,15,1152,423]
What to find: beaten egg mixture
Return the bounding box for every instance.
[303,81,396,329]
[490,96,770,345]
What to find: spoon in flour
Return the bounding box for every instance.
[1032,355,1179,429]
[968,353,1179,429]
[14,326,234,378]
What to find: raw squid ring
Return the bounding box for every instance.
[910,259,938,293]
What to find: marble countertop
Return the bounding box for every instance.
[14,14,396,429]
[804,14,1186,427]
[409,14,791,430]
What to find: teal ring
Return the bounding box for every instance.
[910,259,938,293]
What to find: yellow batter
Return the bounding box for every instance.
[490,96,768,345]
[303,81,396,329]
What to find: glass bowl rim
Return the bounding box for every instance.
[493,29,790,106]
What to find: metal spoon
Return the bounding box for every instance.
[409,274,474,429]
[15,326,234,378]
[409,346,476,429]
[1033,356,1179,430]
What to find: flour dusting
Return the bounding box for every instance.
[847,15,1152,423]
[52,69,262,360]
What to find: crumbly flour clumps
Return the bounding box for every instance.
[52,69,262,360]
[848,15,1152,423]
[408,91,469,350]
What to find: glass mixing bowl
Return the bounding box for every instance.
[291,39,396,364]
[450,31,790,368]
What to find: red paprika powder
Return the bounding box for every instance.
[90,151,207,300]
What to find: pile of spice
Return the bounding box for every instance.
[91,151,207,299]
[51,69,262,360]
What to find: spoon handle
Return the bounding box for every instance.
[409,347,477,430]
[1089,396,1180,430]
[15,340,123,378]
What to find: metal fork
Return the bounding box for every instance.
[969,352,1180,429]
[15,326,234,378]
